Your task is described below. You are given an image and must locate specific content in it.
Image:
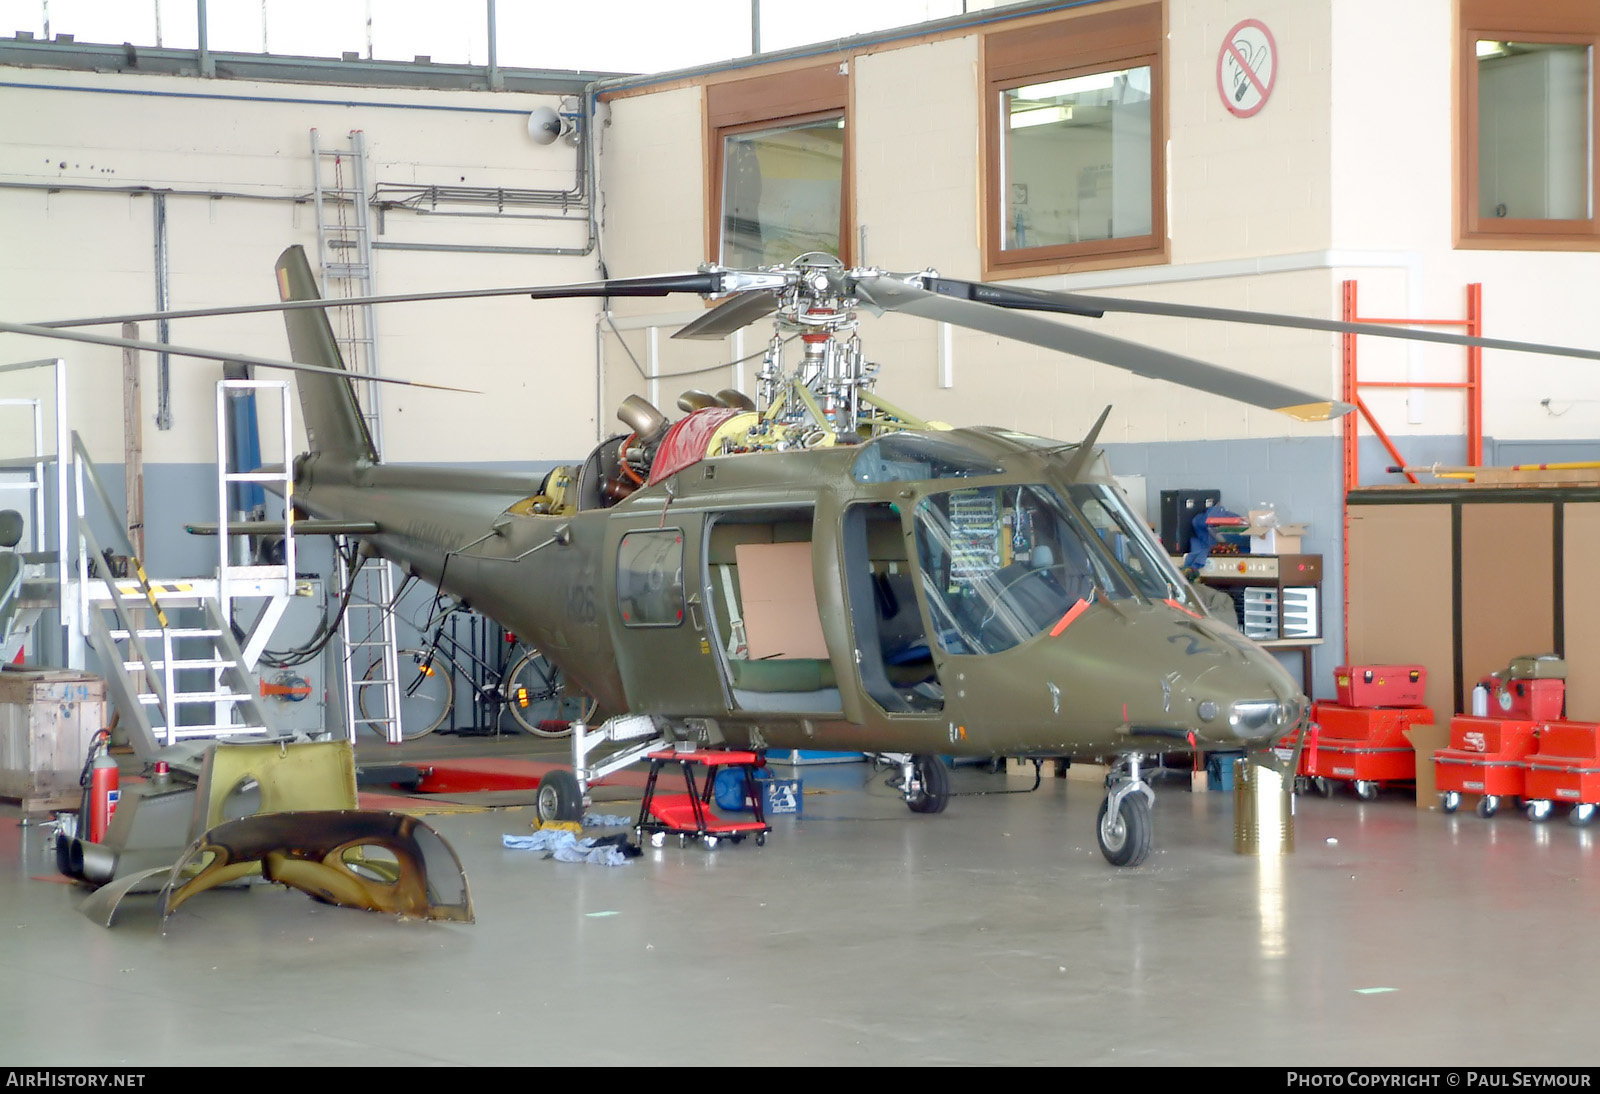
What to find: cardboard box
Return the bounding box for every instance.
[1245,509,1307,556]
[1403,722,1452,810]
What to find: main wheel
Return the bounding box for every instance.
[1355,780,1378,801]
[1097,792,1153,868]
[1572,803,1597,827]
[905,754,949,814]
[1526,799,1554,823]
[535,768,584,825]
[503,646,591,737]
[359,648,453,740]
[1441,791,1462,814]
[1476,795,1500,819]
[1313,777,1335,798]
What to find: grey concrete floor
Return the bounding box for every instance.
[2,742,1599,1067]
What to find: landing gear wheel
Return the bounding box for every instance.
[1476,795,1500,819]
[1441,791,1462,814]
[1526,799,1554,823]
[1572,803,1596,827]
[535,769,583,825]
[906,754,949,814]
[1097,793,1153,868]
[1355,780,1378,801]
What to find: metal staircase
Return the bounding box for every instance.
[311,127,404,744]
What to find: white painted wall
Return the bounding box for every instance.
[596,0,1600,448]
[0,66,602,468]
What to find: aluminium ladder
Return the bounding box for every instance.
[310,128,404,744]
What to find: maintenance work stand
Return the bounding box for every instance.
[636,748,770,849]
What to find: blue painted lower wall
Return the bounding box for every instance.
[23,434,1599,710]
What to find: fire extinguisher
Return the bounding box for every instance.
[86,731,119,844]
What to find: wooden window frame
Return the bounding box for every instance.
[1457,0,1600,250]
[705,63,852,267]
[980,2,1167,280]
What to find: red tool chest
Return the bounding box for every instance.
[1433,715,1540,815]
[1481,676,1565,722]
[1335,664,1427,709]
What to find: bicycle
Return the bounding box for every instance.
[356,606,589,740]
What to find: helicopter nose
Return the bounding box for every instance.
[1207,694,1308,742]
[1187,656,1308,745]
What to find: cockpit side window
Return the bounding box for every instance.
[913,484,1130,655]
[616,529,685,627]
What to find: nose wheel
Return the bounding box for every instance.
[903,754,949,814]
[1097,755,1155,867]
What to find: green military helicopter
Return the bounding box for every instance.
[21,246,1599,867]
[273,245,1334,868]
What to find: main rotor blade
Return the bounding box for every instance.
[934,278,1600,365]
[672,290,782,340]
[28,272,725,330]
[853,275,1350,421]
[0,321,478,393]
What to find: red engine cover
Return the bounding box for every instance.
[648,408,746,486]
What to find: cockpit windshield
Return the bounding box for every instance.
[1066,483,1184,602]
[914,484,1137,655]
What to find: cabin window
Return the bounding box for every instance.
[982,2,1165,277]
[1458,1,1600,247]
[616,529,685,627]
[707,64,850,266]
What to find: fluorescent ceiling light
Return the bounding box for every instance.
[1010,105,1074,129]
[1015,71,1118,101]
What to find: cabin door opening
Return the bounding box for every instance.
[705,507,843,714]
[842,502,943,713]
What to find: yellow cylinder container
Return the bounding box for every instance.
[1234,757,1295,855]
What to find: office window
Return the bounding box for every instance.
[707,64,850,267]
[983,3,1165,277]
[1460,0,1600,247]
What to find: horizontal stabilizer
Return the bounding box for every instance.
[185,519,382,537]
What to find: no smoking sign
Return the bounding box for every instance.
[1217,18,1277,118]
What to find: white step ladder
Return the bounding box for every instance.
[311,127,404,744]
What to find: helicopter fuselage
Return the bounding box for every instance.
[292,425,1306,763]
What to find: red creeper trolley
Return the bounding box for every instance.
[636,749,772,849]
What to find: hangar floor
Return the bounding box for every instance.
[2,737,1596,1068]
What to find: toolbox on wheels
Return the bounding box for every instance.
[1433,715,1539,817]
[1291,703,1435,800]
[1520,722,1600,826]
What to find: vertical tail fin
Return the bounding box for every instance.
[275,245,379,463]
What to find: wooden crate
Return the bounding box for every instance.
[0,670,107,810]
